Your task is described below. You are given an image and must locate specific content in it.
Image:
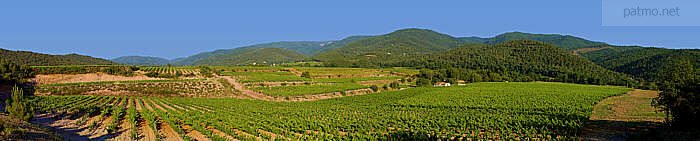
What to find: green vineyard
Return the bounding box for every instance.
[31,82,630,140]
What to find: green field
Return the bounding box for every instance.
[250,83,369,97]
[221,71,311,83]
[32,82,630,140]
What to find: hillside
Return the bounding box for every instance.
[581,46,700,82]
[171,36,368,65]
[111,56,170,65]
[460,32,608,50]
[396,40,632,85]
[0,48,118,66]
[192,47,306,66]
[314,28,466,67]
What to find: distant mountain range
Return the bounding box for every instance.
[111,28,615,66]
[2,28,697,85]
[112,56,171,66]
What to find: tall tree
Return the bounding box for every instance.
[653,59,699,129]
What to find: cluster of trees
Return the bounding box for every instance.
[33,65,137,76]
[0,59,34,85]
[653,59,699,129]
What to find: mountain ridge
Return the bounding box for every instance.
[0,48,118,66]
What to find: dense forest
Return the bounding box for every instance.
[397,40,633,86]
[0,48,118,66]
[314,28,466,67]
[467,32,609,50]
[581,47,700,82]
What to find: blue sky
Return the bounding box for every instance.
[0,0,698,59]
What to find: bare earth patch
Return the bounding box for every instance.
[159,121,184,141]
[31,72,162,85]
[182,125,211,141]
[572,46,613,55]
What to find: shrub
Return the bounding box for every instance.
[370,85,379,92]
[5,86,33,121]
[301,71,312,78]
[390,82,400,89]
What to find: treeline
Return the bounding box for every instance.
[401,40,633,86]
[32,66,138,76]
[0,59,34,85]
[0,48,118,66]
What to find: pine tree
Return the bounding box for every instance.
[5,86,33,121]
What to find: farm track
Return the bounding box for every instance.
[139,119,157,141]
[159,121,185,141]
[581,89,663,141]
[134,98,143,111]
[221,75,275,100]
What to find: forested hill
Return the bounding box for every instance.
[192,47,306,66]
[111,56,171,65]
[170,36,368,65]
[581,46,700,84]
[395,40,632,85]
[0,48,118,66]
[313,28,466,67]
[459,32,608,50]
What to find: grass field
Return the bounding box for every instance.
[32,82,631,140]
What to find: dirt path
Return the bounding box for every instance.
[148,99,166,111]
[135,98,143,111]
[156,100,178,111]
[209,127,238,141]
[183,125,211,141]
[161,100,188,111]
[111,117,135,141]
[581,89,664,140]
[126,97,133,108]
[140,119,157,141]
[221,76,274,100]
[160,121,184,141]
[142,98,154,111]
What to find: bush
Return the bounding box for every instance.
[370,85,379,92]
[5,86,33,121]
[301,71,312,78]
[390,82,400,89]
